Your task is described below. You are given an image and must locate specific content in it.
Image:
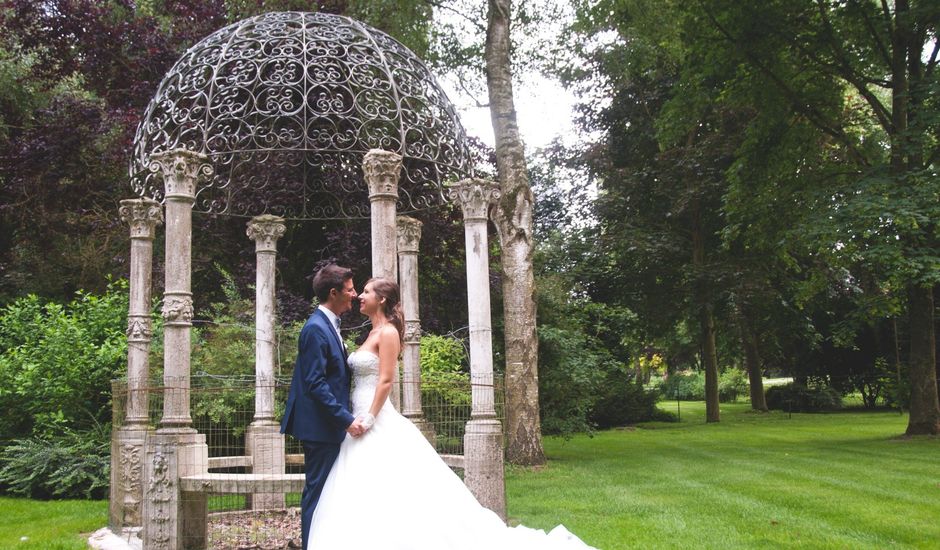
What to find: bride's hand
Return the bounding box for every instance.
[357,413,375,431]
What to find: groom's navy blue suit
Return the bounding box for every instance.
[281,308,355,550]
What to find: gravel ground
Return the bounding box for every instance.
[208,509,302,549]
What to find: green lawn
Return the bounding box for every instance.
[505,402,939,550]
[2,404,937,549]
[0,497,106,549]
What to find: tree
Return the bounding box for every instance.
[485,0,545,463]
[695,0,940,434]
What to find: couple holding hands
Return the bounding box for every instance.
[281,264,596,549]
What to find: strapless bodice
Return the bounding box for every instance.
[348,350,392,415]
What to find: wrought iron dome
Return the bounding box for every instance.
[130,11,474,220]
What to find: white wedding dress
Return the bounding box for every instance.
[307,350,598,550]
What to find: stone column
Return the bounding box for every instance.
[245,215,286,510]
[364,149,402,408]
[110,198,162,533]
[448,178,506,519]
[397,216,434,443]
[364,149,402,282]
[142,148,211,550]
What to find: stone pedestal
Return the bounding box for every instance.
[364,149,402,409]
[449,179,506,520]
[109,426,150,532]
[463,418,506,518]
[141,431,208,550]
[245,422,286,509]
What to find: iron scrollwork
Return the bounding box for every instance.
[130,11,474,220]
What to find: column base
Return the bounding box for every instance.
[463,418,506,521]
[141,431,208,550]
[110,425,152,532]
[245,421,286,510]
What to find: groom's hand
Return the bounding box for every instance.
[346,419,365,437]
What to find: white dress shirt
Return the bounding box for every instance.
[317,304,344,347]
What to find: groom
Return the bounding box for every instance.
[281,264,365,549]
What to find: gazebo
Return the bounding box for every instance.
[106,12,505,549]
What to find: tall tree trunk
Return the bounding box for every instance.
[700,305,720,422]
[736,305,767,411]
[485,0,544,464]
[906,285,940,435]
[691,208,719,422]
[890,2,940,435]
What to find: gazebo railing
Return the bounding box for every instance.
[111,372,504,516]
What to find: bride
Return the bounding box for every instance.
[306,277,597,549]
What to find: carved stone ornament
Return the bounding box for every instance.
[161,295,194,324]
[120,444,142,523]
[448,178,501,221]
[126,317,153,340]
[148,148,214,199]
[396,216,423,253]
[363,149,403,200]
[119,198,163,239]
[147,451,173,549]
[246,214,287,253]
[404,320,421,343]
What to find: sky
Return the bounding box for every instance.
[442,75,578,151]
[431,2,580,153]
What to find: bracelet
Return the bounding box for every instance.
[359,413,375,428]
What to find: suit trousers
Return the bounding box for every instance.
[301,440,342,550]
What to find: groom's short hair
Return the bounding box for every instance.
[313,264,353,302]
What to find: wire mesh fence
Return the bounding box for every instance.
[112,370,504,522]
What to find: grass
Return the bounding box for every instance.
[0,497,106,549]
[505,402,940,550]
[1,404,937,549]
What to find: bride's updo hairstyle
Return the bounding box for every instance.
[367,277,404,348]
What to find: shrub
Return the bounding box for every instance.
[419,334,471,427]
[765,383,843,412]
[0,280,128,440]
[0,423,110,499]
[656,371,706,401]
[591,371,674,428]
[718,368,749,402]
[538,325,608,436]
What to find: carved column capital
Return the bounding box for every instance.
[246,214,286,253]
[148,148,213,200]
[396,216,423,254]
[448,178,501,222]
[363,149,402,201]
[119,198,163,240]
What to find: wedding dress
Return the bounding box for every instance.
[307,350,598,550]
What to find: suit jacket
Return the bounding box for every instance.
[280,309,355,443]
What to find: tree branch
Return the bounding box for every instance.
[454,73,490,108]
[423,0,486,33]
[814,0,893,133]
[859,3,894,68]
[699,2,872,167]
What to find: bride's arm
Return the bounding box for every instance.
[365,325,401,421]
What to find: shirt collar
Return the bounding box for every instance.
[317,304,341,330]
